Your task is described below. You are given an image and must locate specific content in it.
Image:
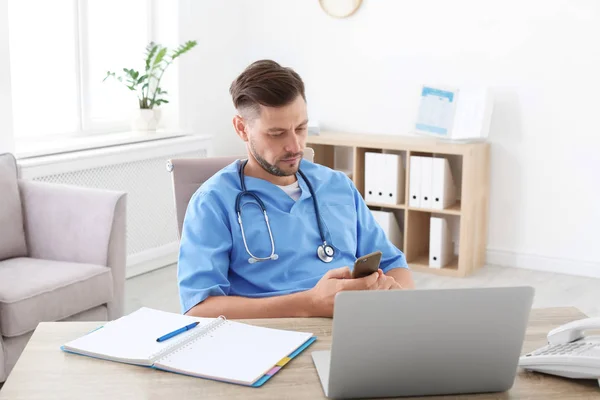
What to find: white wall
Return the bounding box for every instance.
[0,0,14,154]
[178,0,249,156]
[179,0,600,277]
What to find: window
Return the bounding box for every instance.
[8,0,150,139]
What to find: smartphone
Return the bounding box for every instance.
[351,251,382,279]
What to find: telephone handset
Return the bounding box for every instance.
[518,317,600,386]
[547,317,600,346]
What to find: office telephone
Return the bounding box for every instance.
[519,317,600,386]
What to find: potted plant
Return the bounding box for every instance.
[104,40,197,131]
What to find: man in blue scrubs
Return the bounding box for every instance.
[178,60,415,318]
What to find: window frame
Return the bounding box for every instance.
[78,0,154,136]
[10,0,154,141]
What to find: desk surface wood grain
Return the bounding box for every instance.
[1,307,599,399]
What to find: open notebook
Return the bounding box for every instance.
[61,307,316,387]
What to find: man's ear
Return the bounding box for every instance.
[232,115,249,142]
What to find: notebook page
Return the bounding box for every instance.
[154,321,313,385]
[62,307,213,365]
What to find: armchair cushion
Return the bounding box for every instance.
[18,180,123,266]
[0,153,27,261]
[0,257,113,337]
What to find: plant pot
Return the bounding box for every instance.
[131,108,161,131]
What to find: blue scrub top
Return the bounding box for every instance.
[177,159,408,314]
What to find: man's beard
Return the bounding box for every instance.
[249,140,302,177]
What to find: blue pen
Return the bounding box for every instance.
[156,321,200,342]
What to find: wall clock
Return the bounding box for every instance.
[319,0,362,18]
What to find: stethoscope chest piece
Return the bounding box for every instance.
[317,243,335,263]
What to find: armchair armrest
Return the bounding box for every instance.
[0,334,5,382]
[18,180,127,319]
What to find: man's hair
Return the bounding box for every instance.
[229,60,306,118]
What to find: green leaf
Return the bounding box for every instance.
[118,69,141,90]
[144,42,158,71]
[151,97,169,106]
[170,40,198,60]
[123,68,139,79]
[153,47,167,68]
[103,71,115,82]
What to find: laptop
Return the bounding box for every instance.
[312,286,535,399]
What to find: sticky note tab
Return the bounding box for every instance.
[267,366,281,375]
[252,374,270,387]
[276,357,291,367]
[288,336,317,358]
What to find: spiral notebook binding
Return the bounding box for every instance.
[150,315,227,363]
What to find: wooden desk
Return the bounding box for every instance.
[1,307,599,399]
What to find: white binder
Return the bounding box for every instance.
[420,157,433,209]
[374,153,386,203]
[364,152,378,203]
[431,157,457,210]
[381,153,404,205]
[371,210,403,250]
[408,156,422,207]
[429,216,453,268]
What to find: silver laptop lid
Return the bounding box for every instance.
[327,286,535,399]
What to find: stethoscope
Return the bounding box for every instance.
[235,159,336,264]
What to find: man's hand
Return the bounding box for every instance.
[307,266,401,317]
[307,266,377,317]
[373,269,403,290]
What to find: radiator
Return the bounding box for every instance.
[18,134,212,278]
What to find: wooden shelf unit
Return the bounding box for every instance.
[307,131,490,277]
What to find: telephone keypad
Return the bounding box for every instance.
[531,342,597,356]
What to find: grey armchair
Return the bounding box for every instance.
[0,153,127,382]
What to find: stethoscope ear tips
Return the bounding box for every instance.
[248,258,257,264]
[272,254,279,260]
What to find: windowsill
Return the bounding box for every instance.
[15,130,194,160]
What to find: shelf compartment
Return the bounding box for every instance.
[368,208,405,252]
[311,144,354,178]
[311,144,335,169]
[356,147,406,205]
[408,254,460,277]
[405,209,460,274]
[406,151,463,214]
